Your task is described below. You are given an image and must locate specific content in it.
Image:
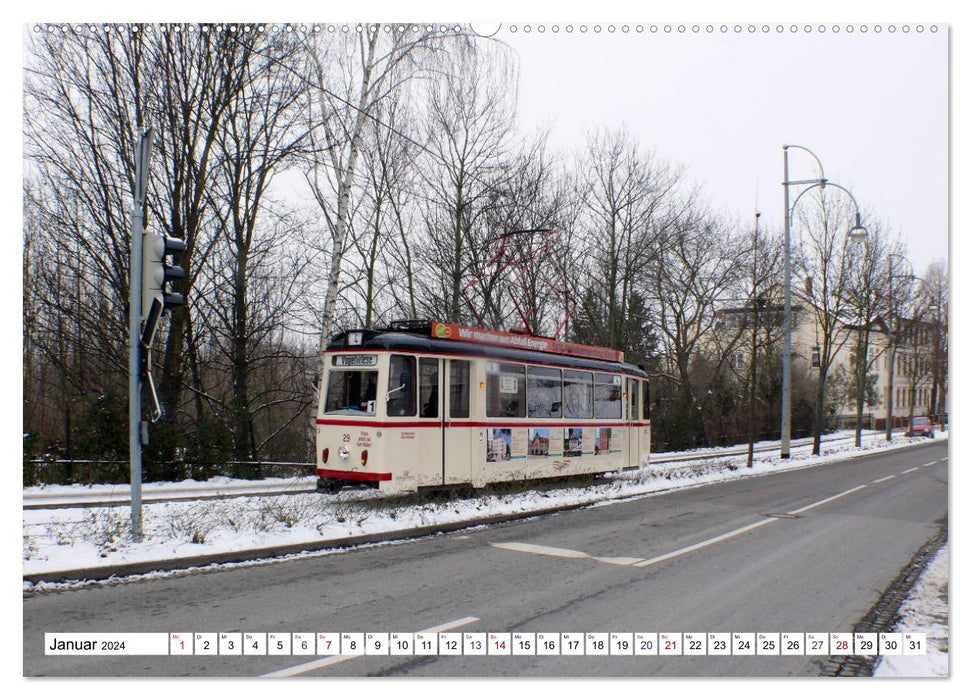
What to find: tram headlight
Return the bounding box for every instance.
[361,449,369,467]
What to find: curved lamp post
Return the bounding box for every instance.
[780,144,868,458]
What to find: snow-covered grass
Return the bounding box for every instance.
[873,544,949,677]
[22,430,946,583]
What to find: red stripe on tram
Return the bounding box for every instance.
[317,468,392,482]
[316,418,651,428]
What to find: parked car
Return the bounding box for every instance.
[906,416,936,438]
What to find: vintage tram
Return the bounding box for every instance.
[315,320,650,494]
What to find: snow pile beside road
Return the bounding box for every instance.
[23,430,946,582]
[873,545,949,677]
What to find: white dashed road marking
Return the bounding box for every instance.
[490,542,644,567]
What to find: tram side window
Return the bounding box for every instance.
[594,373,622,419]
[563,370,593,419]
[419,358,439,418]
[324,370,378,415]
[486,362,526,418]
[527,366,562,418]
[642,380,650,419]
[387,355,416,416]
[449,360,470,418]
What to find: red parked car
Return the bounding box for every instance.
[906,417,936,438]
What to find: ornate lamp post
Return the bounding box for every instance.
[780,145,867,458]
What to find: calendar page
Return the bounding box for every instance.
[20,3,950,688]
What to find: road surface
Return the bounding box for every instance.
[23,439,947,677]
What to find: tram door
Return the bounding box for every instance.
[627,378,640,468]
[443,359,473,486]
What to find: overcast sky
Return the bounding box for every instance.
[497,23,948,275]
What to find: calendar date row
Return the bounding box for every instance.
[45,631,927,657]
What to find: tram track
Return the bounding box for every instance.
[22,431,889,511]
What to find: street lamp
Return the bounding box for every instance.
[780,144,868,458]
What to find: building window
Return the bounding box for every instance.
[811,346,821,368]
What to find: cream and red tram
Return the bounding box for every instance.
[315,320,650,494]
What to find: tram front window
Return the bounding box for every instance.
[324,370,378,415]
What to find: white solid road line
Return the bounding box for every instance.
[633,485,870,568]
[631,518,778,568]
[261,616,480,678]
[786,485,868,515]
[872,475,897,484]
[496,484,875,572]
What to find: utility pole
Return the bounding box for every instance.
[780,147,793,458]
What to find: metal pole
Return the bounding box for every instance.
[129,127,153,541]
[885,261,895,441]
[780,146,792,458]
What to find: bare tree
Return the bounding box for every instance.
[899,310,934,431]
[302,24,449,354]
[842,221,892,446]
[793,190,864,454]
[921,261,948,426]
[414,37,517,326]
[345,91,421,328]
[200,31,309,467]
[571,127,681,359]
[740,216,785,466]
[652,211,751,445]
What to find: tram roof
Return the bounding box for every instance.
[326,328,649,378]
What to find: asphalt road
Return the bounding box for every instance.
[23,439,948,678]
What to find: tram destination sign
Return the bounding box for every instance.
[431,322,624,363]
[333,354,378,367]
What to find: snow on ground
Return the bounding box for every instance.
[22,430,946,585]
[872,545,949,677]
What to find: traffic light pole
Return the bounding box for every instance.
[129,127,153,541]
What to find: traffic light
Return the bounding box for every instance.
[139,231,185,423]
[141,231,186,322]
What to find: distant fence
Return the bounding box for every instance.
[23,459,316,487]
[835,413,875,431]
[650,429,783,454]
